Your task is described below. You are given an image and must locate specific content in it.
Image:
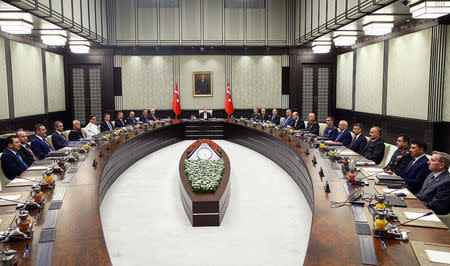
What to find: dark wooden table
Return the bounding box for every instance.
[0,119,448,265]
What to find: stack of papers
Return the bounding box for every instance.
[0,195,21,202]
[425,250,450,264]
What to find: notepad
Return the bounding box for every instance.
[404,211,441,222]
[28,166,50,171]
[0,195,21,202]
[9,177,36,184]
[383,188,411,195]
[425,249,450,264]
[360,167,384,172]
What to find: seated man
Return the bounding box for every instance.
[126,111,137,125]
[1,136,29,180]
[68,120,83,141]
[306,113,319,135]
[401,141,430,194]
[261,108,269,121]
[323,116,338,140]
[85,115,100,138]
[148,108,159,121]
[416,151,450,215]
[384,135,412,176]
[30,123,53,159]
[288,112,305,130]
[283,109,293,127]
[200,107,212,120]
[139,109,149,123]
[348,123,367,155]
[51,121,68,150]
[361,126,385,165]
[100,113,114,132]
[335,120,352,146]
[16,130,38,166]
[249,107,261,121]
[269,109,280,125]
[115,112,126,128]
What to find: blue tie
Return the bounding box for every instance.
[43,138,53,151]
[16,153,28,168]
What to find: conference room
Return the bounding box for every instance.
[0,0,449,265]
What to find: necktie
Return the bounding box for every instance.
[108,122,113,131]
[25,145,39,161]
[153,115,156,120]
[349,135,357,148]
[294,120,297,128]
[404,160,414,174]
[16,153,28,168]
[43,138,53,151]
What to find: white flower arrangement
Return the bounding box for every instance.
[184,159,225,193]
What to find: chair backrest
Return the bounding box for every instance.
[437,213,450,230]
[378,144,394,167]
[46,135,55,150]
[63,130,70,139]
[318,123,327,137]
[198,110,213,116]
[304,121,308,128]
[97,125,101,131]
[280,117,285,126]
[136,117,140,121]
[0,153,9,191]
[112,121,115,127]
[80,128,87,138]
[350,131,355,140]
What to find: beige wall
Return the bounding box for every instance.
[355,42,384,114]
[444,26,450,122]
[231,56,282,108]
[11,41,45,117]
[180,55,226,109]
[336,51,353,110]
[387,29,431,120]
[45,51,65,112]
[0,39,8,119]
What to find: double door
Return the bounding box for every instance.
[301,64,331,122]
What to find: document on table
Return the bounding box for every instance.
[383,188,411,195]
[9,177,36,184]
[404,211,441,222]
[0,195,21,202]
[28,165,50,171]
[360,167,384,172]
[425,249,450,264]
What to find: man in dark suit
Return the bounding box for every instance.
[249,107,261,121]
[306,113,319,135]
[323,116,338,140]
[115,112,126,128]
[269,109,280,125]
[384,135,412,176]
[100,113,114,132]
[139,110,149,124]
[1,136,29,180]
[30,124,53,159]
[68,120,83,141]
[126,111,138,125]
[282,109,294,127]
[51,121,68,150]
[335,120,352,146]
[361,126,385,165]
[261,108,270,121]
[288,112,305,130]
[148,109,159,121]
[200,107,212,120]
[401,141,430,194]
[16,130,38,167]
[348,123,367,155]
[416,151,450,215]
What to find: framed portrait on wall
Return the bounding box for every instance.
[193,71,213,97]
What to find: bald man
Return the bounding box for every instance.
[335,120,352,146]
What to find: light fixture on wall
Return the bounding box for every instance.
[69,41,90,53]
[410,0,450,19]
[312,41,331,54]
[0,19,33,34]
[363,22,394,36]
[41,34,67,46]
[333,35,357,46]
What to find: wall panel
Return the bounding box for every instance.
[225,3,244,43]
[336,51,353,110]
[0,39,8,119]
[355,42,384,114]
[182,0,201,42]
[444,26,450,122]
[247,6,265,42]
[232,56,281,108]
[204,0,223,42]
[137,3,158,42]
[116,0,136,42]
[45,52,66,112]
[387,29,431,120]
[10,41,44,117]
[268,0,286,43]
[160,6,180,42]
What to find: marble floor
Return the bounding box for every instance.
[100,140,312,266]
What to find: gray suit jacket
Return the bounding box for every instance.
[416,171,450,215]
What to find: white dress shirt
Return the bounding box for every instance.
[85,122,100,138]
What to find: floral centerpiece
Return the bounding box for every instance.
[184,159,225,193]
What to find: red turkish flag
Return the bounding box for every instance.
[172,83,181,116]
[225,83,234,116]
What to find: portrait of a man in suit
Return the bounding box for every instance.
[193,72,213,97]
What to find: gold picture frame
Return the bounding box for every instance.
[193,71,213,97]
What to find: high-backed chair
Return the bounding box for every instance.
[80,128,87,138]
[112,121,115,128]
[318,123,327,136]
[198,110,213,116]
[378,144,393,167]
[438,213,450,230]
[136,117,140,121]
[304,121,308,128]
[63,130,70,140]
[350,131,355,140]
[280,117,285,126]
[46,135,55,150]
[0,153,11,191]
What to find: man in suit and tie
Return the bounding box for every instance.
[416,151,450,215]
[30,124,53,160]
[85,115,100,138]
[348,123,367,155]
[306,113,320,135]
[384,135,413,176]
[249,107,261,121]
[100,113,114,132]
[115,112,126,128]
[126,111,137,125]
[200,107,212,120]
[261,108,269,121]
[139,110,149,124]
[361,126,385,165]
[68,120,83,141]
[335,120,352,146]
[288,112,305,130]
[269,109,280,125]
[148,109,159,121]
[323,116,338,140]
[401,141,430,195]
[16,130,38,167]
[51,121,68,150]
[1,136,29,180]
[283,109,294,127]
